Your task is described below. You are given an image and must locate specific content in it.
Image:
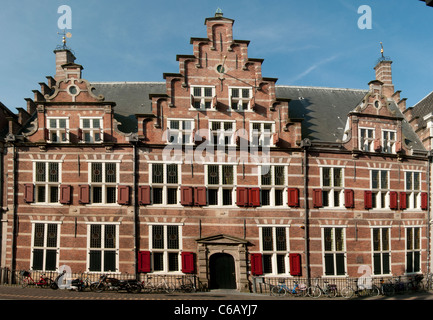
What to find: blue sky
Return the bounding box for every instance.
[1,0,432,113]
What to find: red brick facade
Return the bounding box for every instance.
[0,12,430,292]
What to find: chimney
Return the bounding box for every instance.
[54,49,76,81]
[374,59,394,98]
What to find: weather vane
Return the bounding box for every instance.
[377,42,391,63]
[56,29,72,51]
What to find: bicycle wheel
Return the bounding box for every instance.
[369,285,380,297]
[271,286,287,297]
[382,284,395,296]
[326,288,338,298]
[341,286,354,299]
[42,278,53,288]
[308,286,321,298]
[21,277,31,288]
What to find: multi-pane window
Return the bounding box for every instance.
[31,222,60,271]
[88,224,118,272]
[323,227,346,276]
[209,120,236,146]
[406,227,421,273]
[34,162,61,204]
[359,128,374,152]
[260,226,289,275]
[150,224,182,272]
[260,165,286,206]
[382,130,396,153]
[371,169,389,209]
[191,86,215,109]
[167,119,194,144]
[89,162,118,204]
[47,118,69,143]
[321,167,344,208]
[230,87,252,111]
[250,121,275,147]
[80,117,103,143]
[405,171,421,210]
[372,227,391,275]
[207,164,235,206]
[150,163,180,205]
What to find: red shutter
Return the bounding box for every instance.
[59,185,71,204]
[138,186,151,205]
[421,192,428,210]
[117,185,130,205]
[194,187,207,206]
[77,128,83,141]
[364,190,372,209]
[249,187,261,207]
[236,187,249,207]
[181,252,195,274]
[312,189,323,208]
[374,139,381,152]
[138,251,151,273]
[289,253,302,276]
[288,188,299,207]
[344,189,354,208]
[78,185,90,204]
[389,191,398,210]
[24,184,34,203]
[399,192,407,210]
[180,186,194,206]
[250,253,263,276]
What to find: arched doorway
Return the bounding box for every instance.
[209,253,236,289]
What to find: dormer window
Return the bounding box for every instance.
[166,119,194,144]
[382,130,396,153]
[80,117,103,143]
[47,117,69,143]
[230,87,252,111]
[250,121,275,147]
[190,86,216,110]
[359,127,374,152]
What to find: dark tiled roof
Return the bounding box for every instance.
[405,91,433,132]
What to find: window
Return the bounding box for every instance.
[229,87,252,111]
[406,227,421,273]
[47,117,69,143]
[359,127,374,152]
[89,162,118,204]
[382,130,396,153]
[209,120,236,146]
[167,119,194,144]
[87,224,119,272]
[372,227,391,275]
[260,165,286,206]
[321,167,344,208]
[250,121,275,147]
[150,163,180,205]
[80,117,103,143]
[323,227,346,276]
[150,224,182,273]
[31,222,60,271]
[260,226,289,275]
[206,164,235,206]
[34,161,61,204]
[405,171,421,210]
[191,86,215,110]
[371,169,389,209]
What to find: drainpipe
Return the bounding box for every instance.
[427,151,432,275]
[301,138,311,286]
[132,139,139,278]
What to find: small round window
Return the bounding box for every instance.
[216,64,225,73]
[68,85,78,95]
[374,100,380,108]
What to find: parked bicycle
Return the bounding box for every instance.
[407,274,424,293]
[20,270,53,288]
[271,279,307,297]
[341,279,380,299]
[307,280,338,298]
[155,275,175,293]
[379,278,395,296]
[175,276,196,293]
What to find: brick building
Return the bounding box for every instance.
[0,11,431,292]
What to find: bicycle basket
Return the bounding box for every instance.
[329,284,337,290]
[20,271,30,277]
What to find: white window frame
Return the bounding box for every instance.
[382,129,396,153]
[405,171,422,210]
[86,222,120,273]
[405,226,422,274]
[190,85,216,110]
[205,163,236,207]
[320,166,344,208]
[259,165,287,207]
[47,117,70,143]
[33,160,62,205]
[87,161,120,205]
[208,120,236,147]
[250,121,276,147]
[149,162,181,206]
[371,227,391,276]
[30,221,61,271]
[258,225,290,276]
[80,117,104,143]
[370,169,390,209]
[148,223,183,274]
[359,127,375,152]
[229,86,253,111]
[321,226,347,277]
[166,118,195,145]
